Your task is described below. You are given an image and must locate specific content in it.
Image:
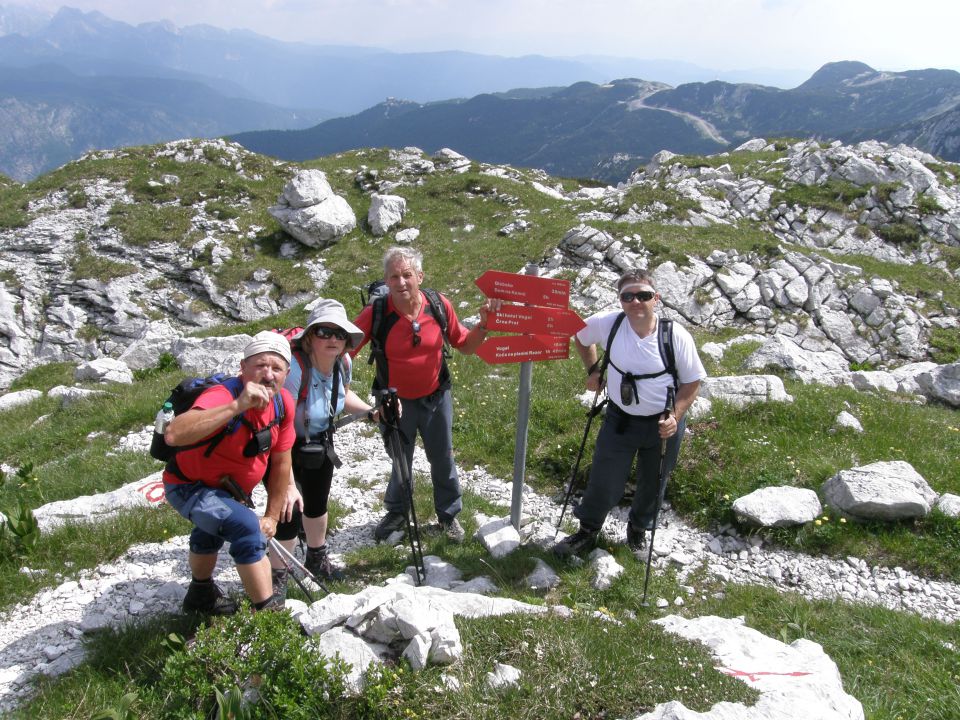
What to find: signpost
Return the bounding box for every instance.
[475,266,585,530]
[475,334,571,365]
[485,304,585,337]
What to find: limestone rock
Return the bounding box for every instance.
[474,514,521,558]
[117,320,180,371]
[832,411,864,433]
[485,662,522,690]
[0,389,41,413]
[644,615,864,720]
[367,193,407,236]
[733,487,822,528]
[744,335,849,385]
[588,548,624,590]
[47,385,105,407]
[525,558,560,592]
[700,375,793,407]
[171,334,251,376]
[936,493,960,518]
[314,626,386,694]
[823,461,937,520]
[33,473,166,532]
[916,361,960,407]
[74,358,133,385]
[268,170,356,248]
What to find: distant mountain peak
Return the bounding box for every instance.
[798,60,877,91]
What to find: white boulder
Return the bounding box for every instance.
[732,487,822,528]
[822,461,938,520]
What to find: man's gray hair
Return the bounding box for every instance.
[383,246,423,275]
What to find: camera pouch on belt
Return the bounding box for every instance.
[296,442,329,469]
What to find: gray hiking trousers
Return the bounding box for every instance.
[382,387,462,523]
[573,403,684,532]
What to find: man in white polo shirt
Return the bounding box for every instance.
[553,269,706,558]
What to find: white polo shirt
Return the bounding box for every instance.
[576,311,706,416]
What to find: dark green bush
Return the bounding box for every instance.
[157,610,350,719]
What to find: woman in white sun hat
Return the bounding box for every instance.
[269,298,377,591]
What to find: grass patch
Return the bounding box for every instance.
[617,184,701,219]
[8,362,76,392]
[670,147,788,178]
[770,179,869,213]
[70,242,138,282]
[929,326,960,363]
[677,382,960,580]
[106,202,195,247]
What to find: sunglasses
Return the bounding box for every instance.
[312,326,348,341]
[411,321,422,347]
[619,290,656,303]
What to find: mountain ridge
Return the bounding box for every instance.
[235,62,960,182]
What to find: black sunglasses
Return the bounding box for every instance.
[411,321,422,347]
[620,290,656,303]
[312,326,348,341]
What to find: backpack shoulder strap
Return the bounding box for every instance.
[423,288,453,389]
[201,377,245,457]
[599,312,627,379]
[291,349,310,405]
[328,356,342,430]
[657,319,678,389]
[368,294,400,392]
[421,288,449,339]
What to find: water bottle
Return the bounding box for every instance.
[154,402,174,433]
[150,402,175,460]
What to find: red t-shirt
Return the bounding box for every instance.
[162,382,295,495]
[353,291,469,399]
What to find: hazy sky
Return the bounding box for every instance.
[11,0,960,74]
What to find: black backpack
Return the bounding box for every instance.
[365,287,452,394]
[602,315,678,402]
[149,374,285,462]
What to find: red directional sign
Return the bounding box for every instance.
[488,304,585,336]
[476,334,571,365]
[475,270,570,309]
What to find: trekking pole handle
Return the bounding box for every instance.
[664,386,676,418]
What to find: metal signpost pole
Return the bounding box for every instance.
[510,262,538,531]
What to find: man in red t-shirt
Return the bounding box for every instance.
[353,247,500,543]
[162,331,296,614]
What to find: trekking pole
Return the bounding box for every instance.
[641,386,676,607]
[333,406,377,430]
[267,536,329,598]
[381,388,427,585]
[217,476,329,598]
[555,386,607,539]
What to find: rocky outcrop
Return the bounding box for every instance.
[268,169,356,247]
[0,139,318,389]
[644,615,864,720]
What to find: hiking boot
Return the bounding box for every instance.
[439,517,465,544]
[552,527,599,559]
[626,523,647,552]
[271,568,289,599]
[253,593,286,612]
[182,579,237,615]
[305,546,345,582]
[374,510,407,542]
